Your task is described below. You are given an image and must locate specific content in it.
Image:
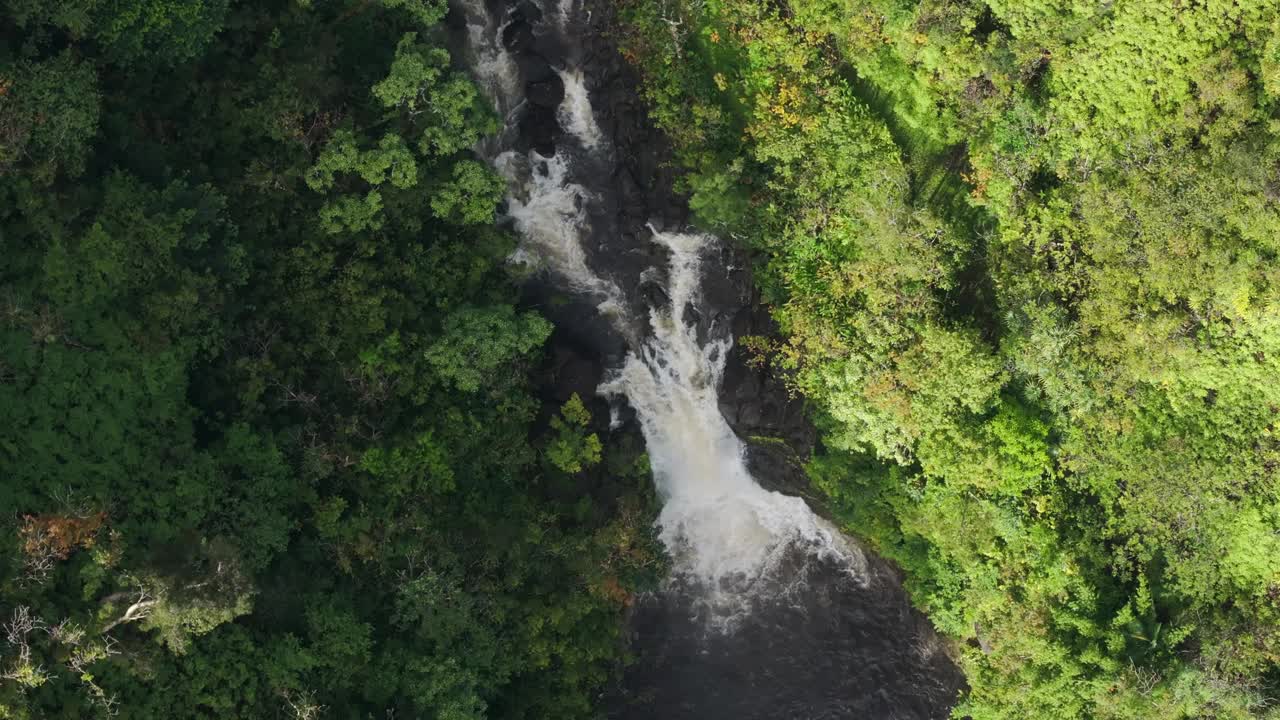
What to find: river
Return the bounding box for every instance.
[452,0,966,717]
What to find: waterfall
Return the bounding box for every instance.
[450,5,966,717]
[598,230,861,621]
[555,68,604,151]
[455,0,521,118]
[457,0,863,625]
[494,149,623,312]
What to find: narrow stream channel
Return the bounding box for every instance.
[453,0,966,716]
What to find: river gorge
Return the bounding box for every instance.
[452,0,966,716]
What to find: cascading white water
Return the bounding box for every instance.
[598,230,861,619]
[458,0,863,624]
[555,0,581,30]
[556,68,604,150]
[494,149,624,314]
[456,1,521,117]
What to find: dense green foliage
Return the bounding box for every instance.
[619,0,1280,716]
[8,0,1280,715]
[0,1,664,717]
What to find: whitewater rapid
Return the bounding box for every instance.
[457,0,864,623]
[597,230,861,618]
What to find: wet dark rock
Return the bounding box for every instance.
[501,18,535,52]
[516,52,556,82]
[639,280,669,310]
[720,296,817,497]
[612,549,966,720]
[526,76,565,107]
[521,279,627,363]
[681,301,702,329]
[615,169,642,212]
[540,337,602,403]
[517,104,560,155]
[513,0,542,23]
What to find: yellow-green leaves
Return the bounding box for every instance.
[423,306,552,393]
[360,431,456,497]
[307,33,505,235]
[1263,19,1280,101]
[546,394,603,475]
[626,0,1280,716]
[373,33,449,112]
[380,0,447,27]
[306,131,418,193]
[429,161,505,225]
[375,33,498,157]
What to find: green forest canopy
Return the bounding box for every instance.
[4,0,1280,718]
[0,1,663,718]
[619,0,1280,717]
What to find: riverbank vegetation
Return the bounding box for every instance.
[619,0,1280,717]
[0,2,665,717]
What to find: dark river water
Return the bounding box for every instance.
[610,549,964,720]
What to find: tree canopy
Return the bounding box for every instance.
[0,2,663,718]
[621,0,1280,717]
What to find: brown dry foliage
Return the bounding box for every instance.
[19,511,108,561]
[595,575,633,607]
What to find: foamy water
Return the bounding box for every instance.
[598,230,861,619]
[494,149,622,310]
[556,68,604,150]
